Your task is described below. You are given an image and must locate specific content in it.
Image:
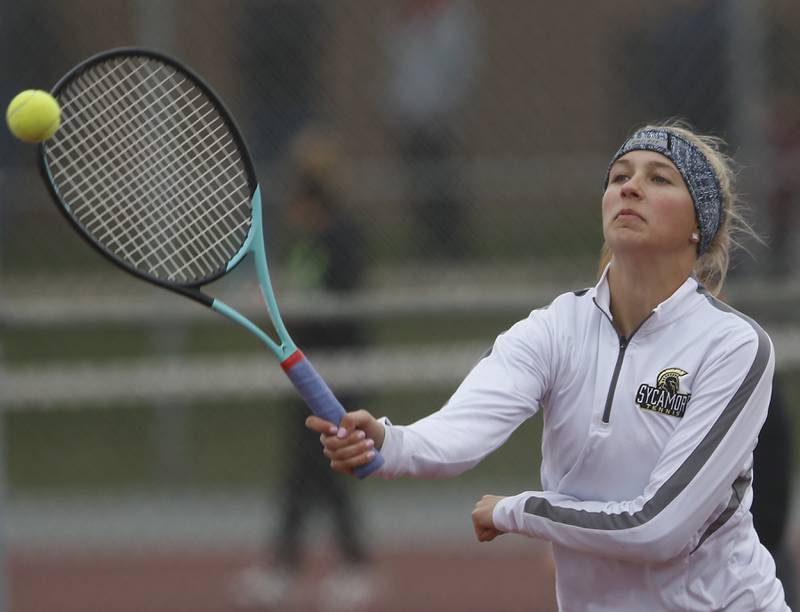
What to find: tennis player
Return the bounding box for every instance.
[307,122,789,611]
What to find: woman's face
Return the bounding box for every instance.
[602,150,698,257]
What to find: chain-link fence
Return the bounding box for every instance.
[1,2,800,611]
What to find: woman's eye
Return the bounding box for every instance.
[652,175,671,185]
[611,174,628,183]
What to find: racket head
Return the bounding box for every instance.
[39,47,260,291]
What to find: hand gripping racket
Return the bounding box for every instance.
[38,48,384,478]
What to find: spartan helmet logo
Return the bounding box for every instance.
[657,368,688,395]
[636,368,692,418]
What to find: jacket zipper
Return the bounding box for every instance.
[601,336,629,423]
[593,298,654,424]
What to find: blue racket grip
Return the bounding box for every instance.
[281,350,385,479]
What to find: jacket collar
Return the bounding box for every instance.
[588,264,702,337]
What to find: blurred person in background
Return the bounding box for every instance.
[234,0,328,162]
[763,13,800,279]
[620,0,731,138]
[764,92,800,278]
[751,374,796,609]
[233,127,375,611]
[748,21,799,604]
[384,0,482,260]
[310,122,791,611]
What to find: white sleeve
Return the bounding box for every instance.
[375,309,556,479]
[492,325,774,563]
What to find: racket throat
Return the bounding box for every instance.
[248,186,294,346]
[210,298,294,360]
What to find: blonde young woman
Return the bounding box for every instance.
[307,123,789,611]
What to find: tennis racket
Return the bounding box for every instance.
[37,47,384,478]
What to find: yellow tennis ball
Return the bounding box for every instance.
[6,90,61,143]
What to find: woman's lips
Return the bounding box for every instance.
[616,208,644,221]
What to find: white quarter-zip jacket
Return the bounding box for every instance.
[377,269,788,611]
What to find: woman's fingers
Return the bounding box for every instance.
[305,415,337,436]
[323,428,367,452]
[338,410,386,450]
[472,518,498,542]
[305,410,385,476]
[328,437,375,461]
[472,495,506,543]
[330,448,377,473]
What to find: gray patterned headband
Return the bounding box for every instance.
[604,129,724,255]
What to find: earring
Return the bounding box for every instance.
[691,232,699,242]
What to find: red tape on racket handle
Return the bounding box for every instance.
[281,350,385,479]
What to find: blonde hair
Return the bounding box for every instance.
[597,120,759,296]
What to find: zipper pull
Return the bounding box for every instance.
[619,336,628,349]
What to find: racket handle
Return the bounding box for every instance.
[281,350,385,479]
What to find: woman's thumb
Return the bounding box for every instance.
[337,410,373,439]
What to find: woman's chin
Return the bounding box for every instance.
[606,234,651,255]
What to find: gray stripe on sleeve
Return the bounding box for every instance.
[691,470,752,553]
[523,290,771,531]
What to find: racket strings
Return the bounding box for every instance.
[82,111,227,246]
[73,60,250,272]
[62,72,208,262]
[45,55,252,284]
[139,165,251,275]
[62,86,209,214]
[77,85,244,271]
[120,67,244,270]
[56,58,146,120]
[49,67,182,179]
[51,59,250,279]
[167,216,252,281]
[108,144,239,259]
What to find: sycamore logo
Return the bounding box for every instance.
[635,368,691,418]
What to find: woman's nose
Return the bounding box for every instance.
[620,176,642,198]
